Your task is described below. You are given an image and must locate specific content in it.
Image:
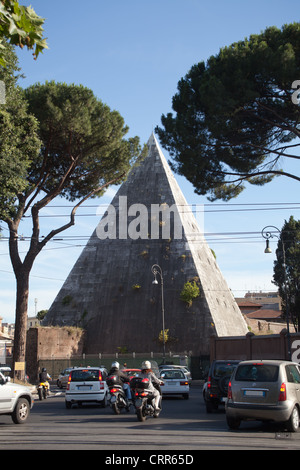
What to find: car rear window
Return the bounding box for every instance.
[213,362,239,377]
[235,364,279,382]
[160,370,185,379]
[70,369,102,382]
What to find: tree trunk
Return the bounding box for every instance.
[12,269,30,380]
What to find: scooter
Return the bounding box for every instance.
[106,375,130,414]
[130,377,163,422]
[37,381,49,400]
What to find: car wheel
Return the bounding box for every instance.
[65,401,72,409]
[286,406,299,432]
[12,398,30,424]
[226,415,241,430]
[183,393,189,400]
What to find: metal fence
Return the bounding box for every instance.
[34,352,209,382]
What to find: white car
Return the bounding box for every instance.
[0,371,34,424]
[160,368,189,399]
[158,364,192,385]
[65,367,109,408]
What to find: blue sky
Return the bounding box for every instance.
[0,0,299,323]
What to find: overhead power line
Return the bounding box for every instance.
[20,202,300,218]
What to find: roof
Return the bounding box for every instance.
[245,309,283,320]
[236,299,262,308]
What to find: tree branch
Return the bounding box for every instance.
[214,168,300,184]
[37,172,126,250]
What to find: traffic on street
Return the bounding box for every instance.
[0,378,299,453]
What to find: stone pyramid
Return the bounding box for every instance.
[44,134,248,355]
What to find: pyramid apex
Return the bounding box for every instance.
[147,132,158,147]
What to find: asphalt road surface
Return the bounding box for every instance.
[0,382,299,454]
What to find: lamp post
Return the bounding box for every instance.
[261,226,291,360]
[151,264,166,364]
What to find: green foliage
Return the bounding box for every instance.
[0,43,41,221]
[273,216,300,330]
[132,284,141,290]
[62,295,73,306]
[24,81,146,202]
[36,309,48,320]
[156,23,300,201]
[158,329,169,344]
[180,281,200,307]
[0,0,48,65]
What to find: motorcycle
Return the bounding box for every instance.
[37,381,50,400]
[130,377,163,422]
[106,375,130,414]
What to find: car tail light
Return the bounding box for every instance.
[207,376,211,389]
[98,371,103,381]
[66,374,72,390]
[227,381,232,399]
[180,381,189,386]
[279,382,287,401]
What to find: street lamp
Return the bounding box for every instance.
[151,264,166,363]
[261,226,291,360]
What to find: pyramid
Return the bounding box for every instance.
[44,134,248,355]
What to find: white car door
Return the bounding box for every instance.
[0,374,14,412]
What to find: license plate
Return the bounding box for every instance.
[135,398,143,407]
[78,385,92,390]
[167,381,178,386]
[110,396,116,403]
[244,390,265,397]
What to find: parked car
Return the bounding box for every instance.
[0,371,34,424]
[158,364,192,384]
[203,360,240,413]
[226,360,300,432]
[0,365,11,377]
[57,367,74,388]
[159,368,189,399]
[65,367,109,409]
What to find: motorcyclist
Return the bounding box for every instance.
[139,360,163,415]
[38,367,51,391]
[108,361,132,401]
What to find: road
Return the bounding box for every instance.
[0,382,299,454]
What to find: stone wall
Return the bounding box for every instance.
[26,326,85,381]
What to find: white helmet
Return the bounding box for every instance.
[111,361,119,369]
[141,360,151,369]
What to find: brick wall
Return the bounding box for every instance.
[26,326,85,381]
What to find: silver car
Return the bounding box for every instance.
[158,365,192,385]
[57,367,74,388]
[226,360,300,432]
